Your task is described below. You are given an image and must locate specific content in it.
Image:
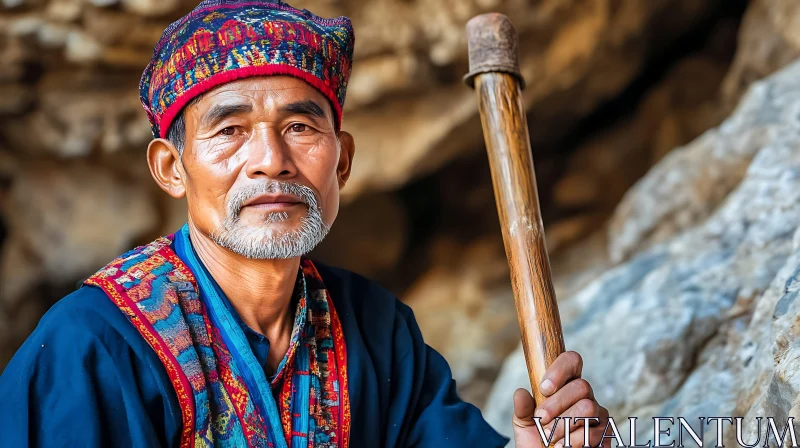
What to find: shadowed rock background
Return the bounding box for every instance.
[1,0,799,442]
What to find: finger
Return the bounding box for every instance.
[541,398,604,442]
[513,388,536,428]
[540,351,583,397]
[546,402,608,447]
[554,423,609,448]
[535,378,594,425]
[512,388,547,448]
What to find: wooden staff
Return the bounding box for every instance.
[464,13,565,407]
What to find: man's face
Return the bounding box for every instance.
[165,76,353,259]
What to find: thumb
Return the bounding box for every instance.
[513,388,544,448]
[513,388,535,426]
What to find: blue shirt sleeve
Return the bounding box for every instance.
[0,287,181,448]
[315,262,509,448]
[393,301,510,448]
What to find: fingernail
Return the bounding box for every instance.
[534,408,547,421]
[554,442,564,448]
[541,379,555,395]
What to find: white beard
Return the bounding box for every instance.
[211,181,330,259]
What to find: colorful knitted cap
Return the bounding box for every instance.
[140,0,355,139]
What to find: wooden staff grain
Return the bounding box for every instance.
[474,72,565,406]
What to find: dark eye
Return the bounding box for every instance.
[219,127,236,136]
[290,124,307,133]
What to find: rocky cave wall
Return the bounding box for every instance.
[485,0,800,444]
[1,0,799,420]
[487,47,800,448]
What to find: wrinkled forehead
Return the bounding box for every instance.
[186,76,335,121]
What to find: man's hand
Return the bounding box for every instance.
[512,351,609,448]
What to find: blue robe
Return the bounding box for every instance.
[0,237,508,447]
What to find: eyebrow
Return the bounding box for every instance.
[200,103,253,129]
[281,100,327,120]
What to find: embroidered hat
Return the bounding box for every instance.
[140,0,355,139]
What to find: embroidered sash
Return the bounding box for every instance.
[85,232,350,448]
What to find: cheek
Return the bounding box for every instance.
[298,141,341,222]
[183,144,244,231]
[196,139,248,172]
[321,189,340,226]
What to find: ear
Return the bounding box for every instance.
[147,138,186,199]
[336,130,355,189]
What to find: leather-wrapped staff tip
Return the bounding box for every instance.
[464,12,564,407]
[464,12,525,90]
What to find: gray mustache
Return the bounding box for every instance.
[226,181,321,218]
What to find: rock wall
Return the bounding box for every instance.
[0,0,728,190]
[484,51,800,448]
[722,0,800,108]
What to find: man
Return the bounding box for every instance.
[0,1,609,446]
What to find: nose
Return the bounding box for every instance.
[244,127,298,180]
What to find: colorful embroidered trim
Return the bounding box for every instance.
[85,235,350,447]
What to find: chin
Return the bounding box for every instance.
[212,206,330,259]
[242,222,300,239]
[236,211,297,227]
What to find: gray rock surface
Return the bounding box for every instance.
[484,59,800,446]
[0,161,157,304]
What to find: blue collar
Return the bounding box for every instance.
[171,224,305,381]
[171,223,289,448]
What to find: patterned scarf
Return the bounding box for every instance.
[85,225,350,448]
